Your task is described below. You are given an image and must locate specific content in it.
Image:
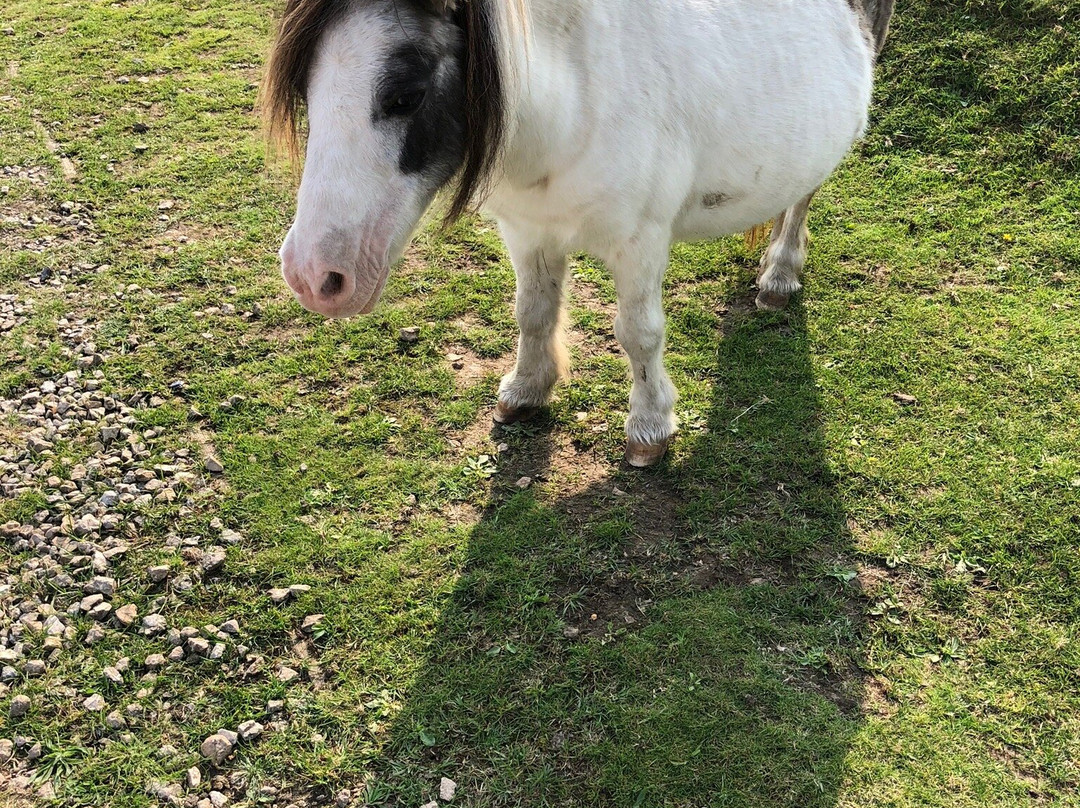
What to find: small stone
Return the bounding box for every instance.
[186,767,202,789]
[10,694,31,717]
[200,733,234,766]
[266,699,285,714]
[25,659,45,676]
[515,476,532,489]
[188,637,210,655]
[269,588,290,604]
[106,710,125,729]
[149,781,183,805]
[209,792,228,808]
[288,584,310,594]
[301,614,324,634]
[87,576,117,595]
[85,625,107,644]
[148,565,170,582]
[201,547,226,572]
[115,603,138,626]
[75,513,102,535]
[28,435,51,452]
[217,729,238,746]
[892,392,918,406]
[421,802,438,808]
[204,456,224,474]
[220,528,243,545]
[440,777,457,801]
[277,666,299,683]
[84,693,106,711]
[563,626,580,639]
[399,326,421,342]
[43,615,65,636]
[237,720,263,741]
[142,614,167,633]
[144,653,166,669]
[0,738,13,762]
[103,666,123,684]
[220,619,239,635]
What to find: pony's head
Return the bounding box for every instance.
[263,0,505,317]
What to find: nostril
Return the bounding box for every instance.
[320,272,345,299]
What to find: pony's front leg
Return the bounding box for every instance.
[607,234,678,467]
[494,228,570,424]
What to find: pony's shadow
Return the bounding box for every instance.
[375,287,865,806]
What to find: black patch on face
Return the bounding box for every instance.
[375,35,467,188]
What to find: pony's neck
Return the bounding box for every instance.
[491,0,589,191]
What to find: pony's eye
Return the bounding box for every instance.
[385,90,426,116]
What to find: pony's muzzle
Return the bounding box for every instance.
[282,258,358,318]
[280,237,391,319]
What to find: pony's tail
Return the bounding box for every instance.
[743,222,771,252]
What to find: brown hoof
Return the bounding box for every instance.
[625,437,671,468]
[493,401,538,425]
[755,288,790,311]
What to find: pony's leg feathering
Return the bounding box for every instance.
[756,191,816,311]
[495,229,570,423]
[608,229,679,468]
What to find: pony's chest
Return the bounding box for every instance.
[484,178,617,244]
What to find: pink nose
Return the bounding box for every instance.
[281,251,358,318]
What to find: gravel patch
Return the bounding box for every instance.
[0,317,290,797]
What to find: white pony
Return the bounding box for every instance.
[264,0,893,466]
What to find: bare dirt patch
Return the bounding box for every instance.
[0,194,98,254]
[862,675,900,718]
[31,121,77,182]
[569,278,616,318]
[443,344,513,391]
[562,576,654,640]
[153,219,224,249]
[988,745,1052,804]
[189,426,230,495]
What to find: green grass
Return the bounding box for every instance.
[1,0,1079,806]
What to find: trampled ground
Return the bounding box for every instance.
[1,1,1078,806]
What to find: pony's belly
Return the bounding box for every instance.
[672,197,785,243]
